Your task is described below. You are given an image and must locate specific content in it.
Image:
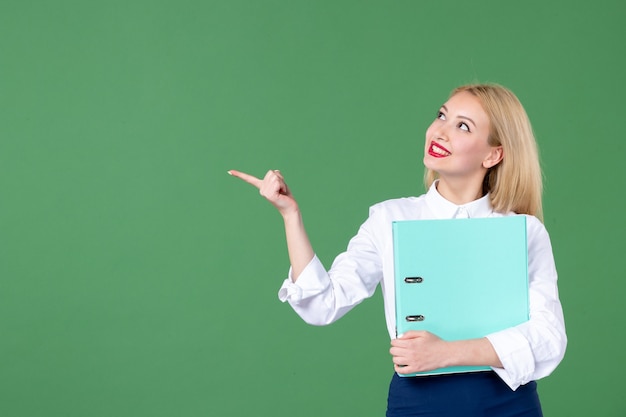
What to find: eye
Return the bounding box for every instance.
[458,122,470,132]
[437,111,446,120]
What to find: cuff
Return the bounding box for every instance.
[278,279,302,302]
[486,327,535,391]
[277,255,329,304]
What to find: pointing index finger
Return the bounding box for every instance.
[228,170,263,189]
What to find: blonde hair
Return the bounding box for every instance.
[424,84,544,220]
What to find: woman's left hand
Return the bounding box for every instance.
[390,331,450,374]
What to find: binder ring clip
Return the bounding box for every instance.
[404,277,423,283]
[406,315,425,322]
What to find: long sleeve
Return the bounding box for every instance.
[278,211,385,326]
[275,191,567,390]
[486,216,567,390]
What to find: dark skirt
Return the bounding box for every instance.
[386,371,543,417]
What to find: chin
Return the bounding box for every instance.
[423,157,439,171]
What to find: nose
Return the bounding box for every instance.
[432,122,450,141]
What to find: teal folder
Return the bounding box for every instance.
[392,216,529,376]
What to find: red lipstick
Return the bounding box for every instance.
[428,142,451,158]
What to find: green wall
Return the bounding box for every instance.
[1,1,624,415]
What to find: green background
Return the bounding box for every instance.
[1,1,624,416]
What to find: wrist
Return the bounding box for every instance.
[435,340,456,368]
[445,338,502,368]
[443,340,464,368]
[281,206,302,223]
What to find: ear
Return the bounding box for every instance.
[482,146,503,169]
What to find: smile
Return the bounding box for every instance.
[428,142,451,158]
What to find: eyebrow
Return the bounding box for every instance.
[441,105,477,128]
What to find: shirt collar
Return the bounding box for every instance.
[425,180,494,219]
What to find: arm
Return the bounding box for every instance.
[391,217,566,388]
[485,217,567,389]
[229,169,383,326]
[390,332,502,375]
[228,169,313,280]
[282,209,314,281]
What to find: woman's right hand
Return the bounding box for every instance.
[228,169,314,280]
[228,169,298,217]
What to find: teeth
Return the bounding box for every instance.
[431,145,450,156]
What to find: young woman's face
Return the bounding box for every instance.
[423,91,500,181]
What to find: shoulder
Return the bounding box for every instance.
[368,195,426,219]
[356,196,427,245]
[502,213,553,250]
[491,212,551,241]
[516,214,550,238]
[522,215,554,251]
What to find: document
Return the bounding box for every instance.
[393,216,529,376]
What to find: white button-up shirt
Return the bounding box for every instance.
[278,182,567,390]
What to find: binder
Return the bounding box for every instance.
[392,216,529,376]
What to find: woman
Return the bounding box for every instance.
[229,84,566,416]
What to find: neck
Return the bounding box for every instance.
[435,177,485,205]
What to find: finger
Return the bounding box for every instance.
[392,355,409,366]
[272,171,290,194]
[391,336,414,346]
[394,364,411,374]
[263,169,284,181]
[390,339,404,348]
[399,330,425,339]
[262,170,290,196]
[228,170,263,189]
